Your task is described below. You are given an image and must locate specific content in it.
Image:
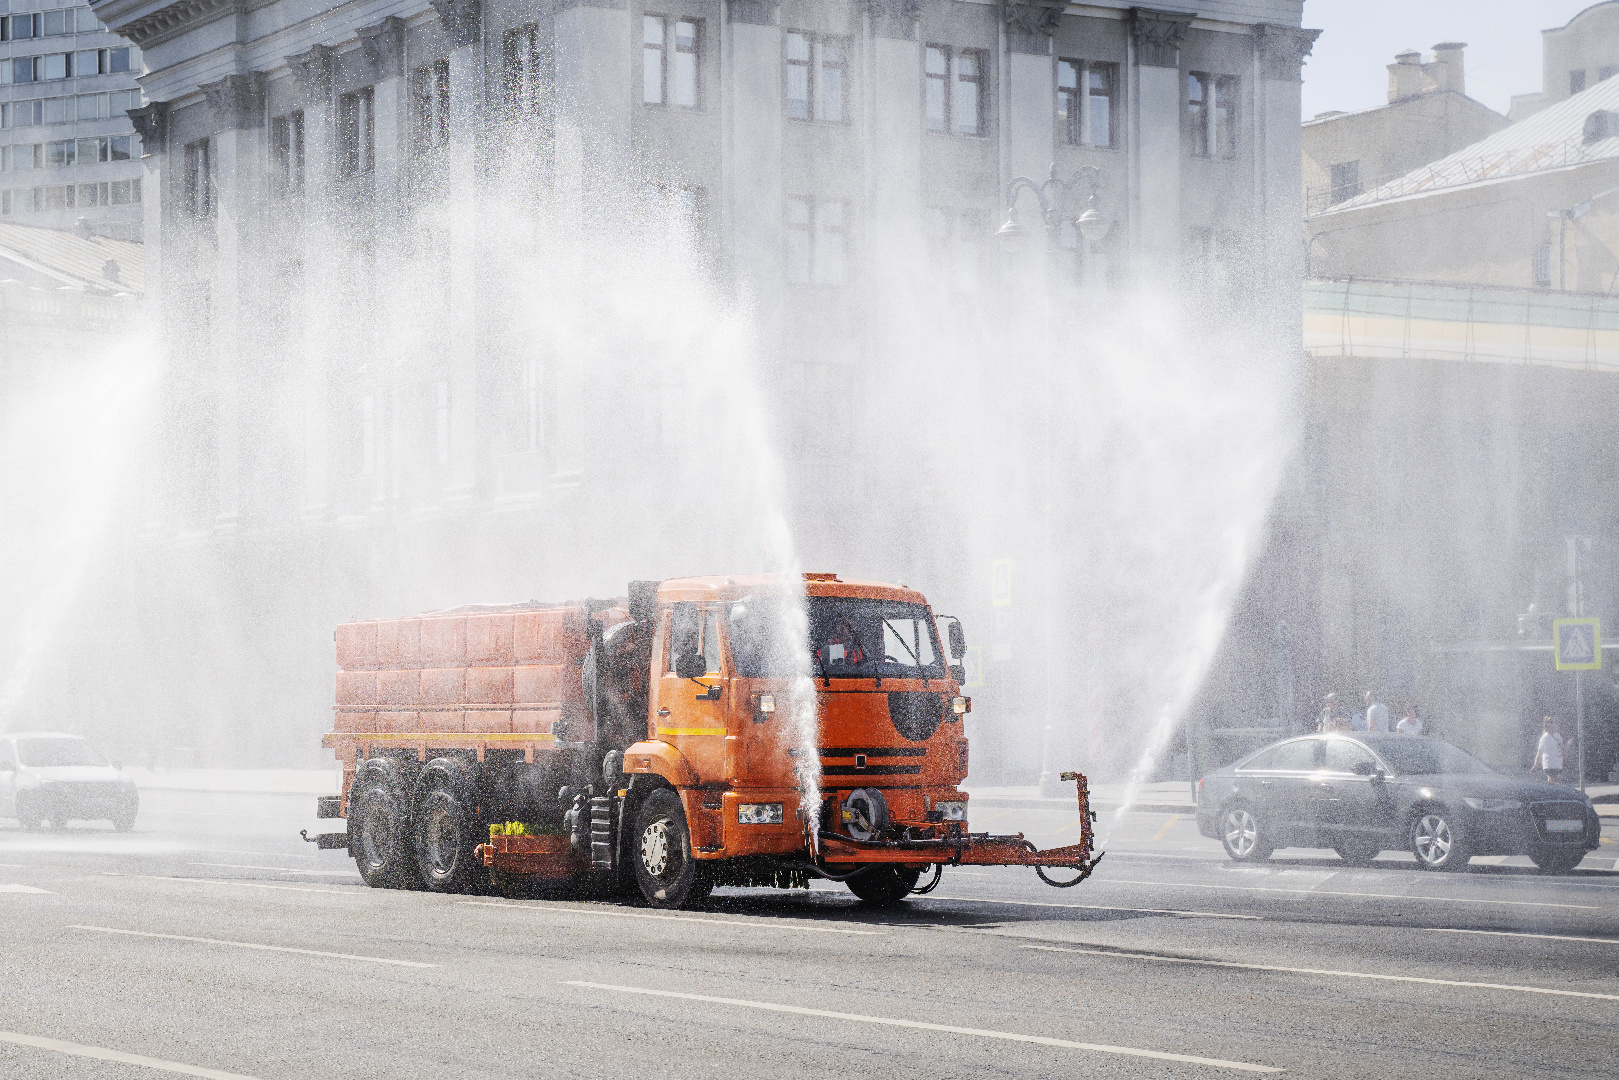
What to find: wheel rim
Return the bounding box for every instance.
[1414,814,1451,864]
[423,799,459,877]
[359,800,391,868]
[641,818,672,877]
[1224,809,1257,856]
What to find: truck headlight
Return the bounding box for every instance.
[1462,797,1521,811]
[738,803,783,825]
[758,694,776,714]
[935,801,967,821]
[951,696,968,716]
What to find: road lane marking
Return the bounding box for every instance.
[1021,944,1619,1002]
[460,900,886,935]
[70,925,435,967]
[1149,816,1182,842]
[100,872,352,896]
[916,894,1261,920]
[0,1029,266,1078]
[973,809,1015,826]
[1100,877,1599,910]
[565,980,1281,1073]
[0,884,51,893]
[189,862,358,876]
[1052,816,1084,836]
[1420,927,1619,946]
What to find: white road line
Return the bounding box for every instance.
[0,1029,266,1079]
[567,981,1281,1073]
[70,925,435,967]
[459,900,885,935]
[189,862,358,876]
[916,894,1262,920]
[0,883,52,894]
[1100,877,1599,910]
[100,872,352,896]
[1021,944,1619,1002]
[1420,927,1619,946]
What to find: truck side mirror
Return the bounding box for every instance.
[948,622,967,660]
[674,651,707,679]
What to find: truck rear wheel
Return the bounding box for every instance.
[415,772,482,893]
[633,789,710,909]
[845,865,922,905]
[352,782,413,889]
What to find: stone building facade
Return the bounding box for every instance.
[1510,1,1619,123]
[70,0,1317,771]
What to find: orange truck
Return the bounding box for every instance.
[308,574,1100,907]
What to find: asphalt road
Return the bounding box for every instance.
[1,790,1616,1079]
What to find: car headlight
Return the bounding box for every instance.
[737,803,783,825]
[935,801,968,821]
[1463,797,1522,811]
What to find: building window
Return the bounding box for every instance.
[410,61,450,153]
[643,16,666,105]
[925,46,986,136]
[785,196,847,285]
[1534,243,1553,287]
[1329,160,1360,204]
[337,87,375,178]
[785,31,811,119]
[183,138,213,217]
[271,111,305,196]
[925,46,948,131]
[45,138,72,167]
[673,20,699,108]
[1057,59,1118,148]
[1602,65,1619,83]
[1571,70,1588,95]
[1188,72,1238,158]
[784,31,847,123]
[504,24,553,117]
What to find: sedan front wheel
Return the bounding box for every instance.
[1221,805,1273,862]
[1410,810,1470,872]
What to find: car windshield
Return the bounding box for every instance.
[16,737,106,768]
[727,595,945,680]
[1360,736,1494,777]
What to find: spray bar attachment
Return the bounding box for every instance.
[812,770,1103,888]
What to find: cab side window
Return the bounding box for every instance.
[702,609,721,674]
[1241,739,1320,771]
[668,603,722,675]
[1322,739,1378,774]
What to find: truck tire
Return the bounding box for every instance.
[845,865,921,905]
[351,781,414,888]
[632,789,710,909]
[112,792,139,833]
[414,762,483,893]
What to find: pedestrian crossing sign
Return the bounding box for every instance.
[1553,617,1601,671]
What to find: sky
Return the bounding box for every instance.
[1300,0,1601,119]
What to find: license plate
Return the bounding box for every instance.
[1545,819,1583,832]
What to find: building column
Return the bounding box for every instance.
[1002,4,1057,191]
[129,101,171,530]
[724,0,785,335]
[863,5,921,313]
[1127,9,1191,289]
[200,73,267,532]
[1252,24,1321,339]
[287,45,336,520]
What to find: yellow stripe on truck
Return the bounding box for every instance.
[658,727,727,737]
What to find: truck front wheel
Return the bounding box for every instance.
[633,790,711,909]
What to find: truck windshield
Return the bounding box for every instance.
[16,738,106,768]
[728,596,945,680]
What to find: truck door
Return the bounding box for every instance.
[652,602,729,779]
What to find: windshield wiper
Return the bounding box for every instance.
[880,618,929,687]
[814,647,830,687]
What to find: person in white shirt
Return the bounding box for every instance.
[1530,715,1567,783]
[1364,690,1389,734]
[1396,706,1422,736]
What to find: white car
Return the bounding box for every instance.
[0,732,139,831]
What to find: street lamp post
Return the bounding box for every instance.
[997,165,1110,798]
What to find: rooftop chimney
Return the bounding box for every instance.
[1431,42,1466,95]
[1389,50,1424,102]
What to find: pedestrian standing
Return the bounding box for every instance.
[1530,716,1568,784]
[1317,693,1339,732]
[1396,706,1422,737]
[1364,690,1389,733]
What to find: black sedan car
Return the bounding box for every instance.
[1195,733,1602,873]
